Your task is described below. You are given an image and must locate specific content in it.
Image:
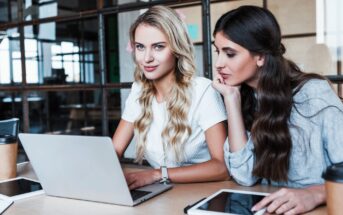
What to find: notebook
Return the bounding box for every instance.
[19,133,172,206]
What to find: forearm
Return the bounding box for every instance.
[224,97,247,152]
[153,159,229,183]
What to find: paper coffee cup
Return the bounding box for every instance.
[0,134,18,180]
[322,162,343,215]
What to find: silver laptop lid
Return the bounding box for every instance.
[19,133,134,206]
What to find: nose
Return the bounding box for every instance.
[215,53,225,71]
[144,49,154,63]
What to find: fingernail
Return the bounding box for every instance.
[251,206,256,211]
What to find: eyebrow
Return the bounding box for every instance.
[134,41,167,46]
[213,44,237,52]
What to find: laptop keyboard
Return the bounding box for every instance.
[130,190,152,201]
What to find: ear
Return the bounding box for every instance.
[255,54,265,67]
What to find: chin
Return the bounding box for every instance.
[143,74,159,80]
[225,80,240,86]
[141,71,156,79]
[143,75,162,82]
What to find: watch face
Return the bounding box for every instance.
[159,178,170,185]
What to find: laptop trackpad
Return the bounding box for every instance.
[134,183,172,199]
[130,190,151,201]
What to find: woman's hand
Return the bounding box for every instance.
[212,73,241,103]
[212,72,246,152]
[124,169,161,190]
[251,186,325,215]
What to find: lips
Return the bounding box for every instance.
[144,66,158,72]
[219,72,230,79]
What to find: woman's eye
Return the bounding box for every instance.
[135,44,144,51]
[154,44,165,50]
[226,53,236,58]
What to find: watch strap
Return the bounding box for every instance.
[159,166,170,184]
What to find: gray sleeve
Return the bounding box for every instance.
[302,80,343,164]
[322,106,343,164]
[224,134,260,186]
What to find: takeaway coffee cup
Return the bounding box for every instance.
[322,162,343,215]
[0,134,18,180]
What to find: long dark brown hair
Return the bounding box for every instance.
[214,6,324,182]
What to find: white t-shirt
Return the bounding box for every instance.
[122,77,227,168]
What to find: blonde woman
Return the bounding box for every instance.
[113,5,228,190]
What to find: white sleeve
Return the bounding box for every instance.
[196,84,227,131]
[224,133,260,186]
[121,82,142,123]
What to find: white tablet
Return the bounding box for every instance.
[0,177,44,201]
[188,189,269,215]
[0,196,13,214]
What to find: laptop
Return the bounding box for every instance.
[19,133,172,206]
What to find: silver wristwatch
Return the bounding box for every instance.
[159,166,170,184]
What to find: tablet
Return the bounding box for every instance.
[0,197,13,214]
[0,177,44,201]
[188,189,269,215]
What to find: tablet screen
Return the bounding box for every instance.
[0,178,42,197]
[198,191,265,214]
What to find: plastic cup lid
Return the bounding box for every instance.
[0,134,17,144]
[322,162,343,183]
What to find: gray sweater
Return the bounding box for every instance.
[224,79,343,188]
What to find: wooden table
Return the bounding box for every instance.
[5,162,327,215]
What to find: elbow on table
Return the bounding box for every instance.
[232,175,257,186]
[214,162,231,181]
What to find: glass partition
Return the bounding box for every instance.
[22,17,99,84]
[23,0,97,20]
[0,28,20,84]
[0,91,22,120]
[0,0,19,23]
[25,89,104,135]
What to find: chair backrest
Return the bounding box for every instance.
[0,118,20,137]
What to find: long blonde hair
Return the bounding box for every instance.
[129,5,196,164]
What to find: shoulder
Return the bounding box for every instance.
[189,77,224,108]
[191,77,212,93]
[192,76,212,88]
[190,77,221,102]
[293,79,343,115]
[295,79,331,97]
[131,81,142,91]
[128,81,143,97]
[193,76,212,85]
[294,79,336,102]
[125,81,142,104]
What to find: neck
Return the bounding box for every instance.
[246,75,259,89]
[153,72,175,102]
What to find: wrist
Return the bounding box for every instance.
[307,185,326,205]
[224,96,241,111]
[153,168,162,182]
